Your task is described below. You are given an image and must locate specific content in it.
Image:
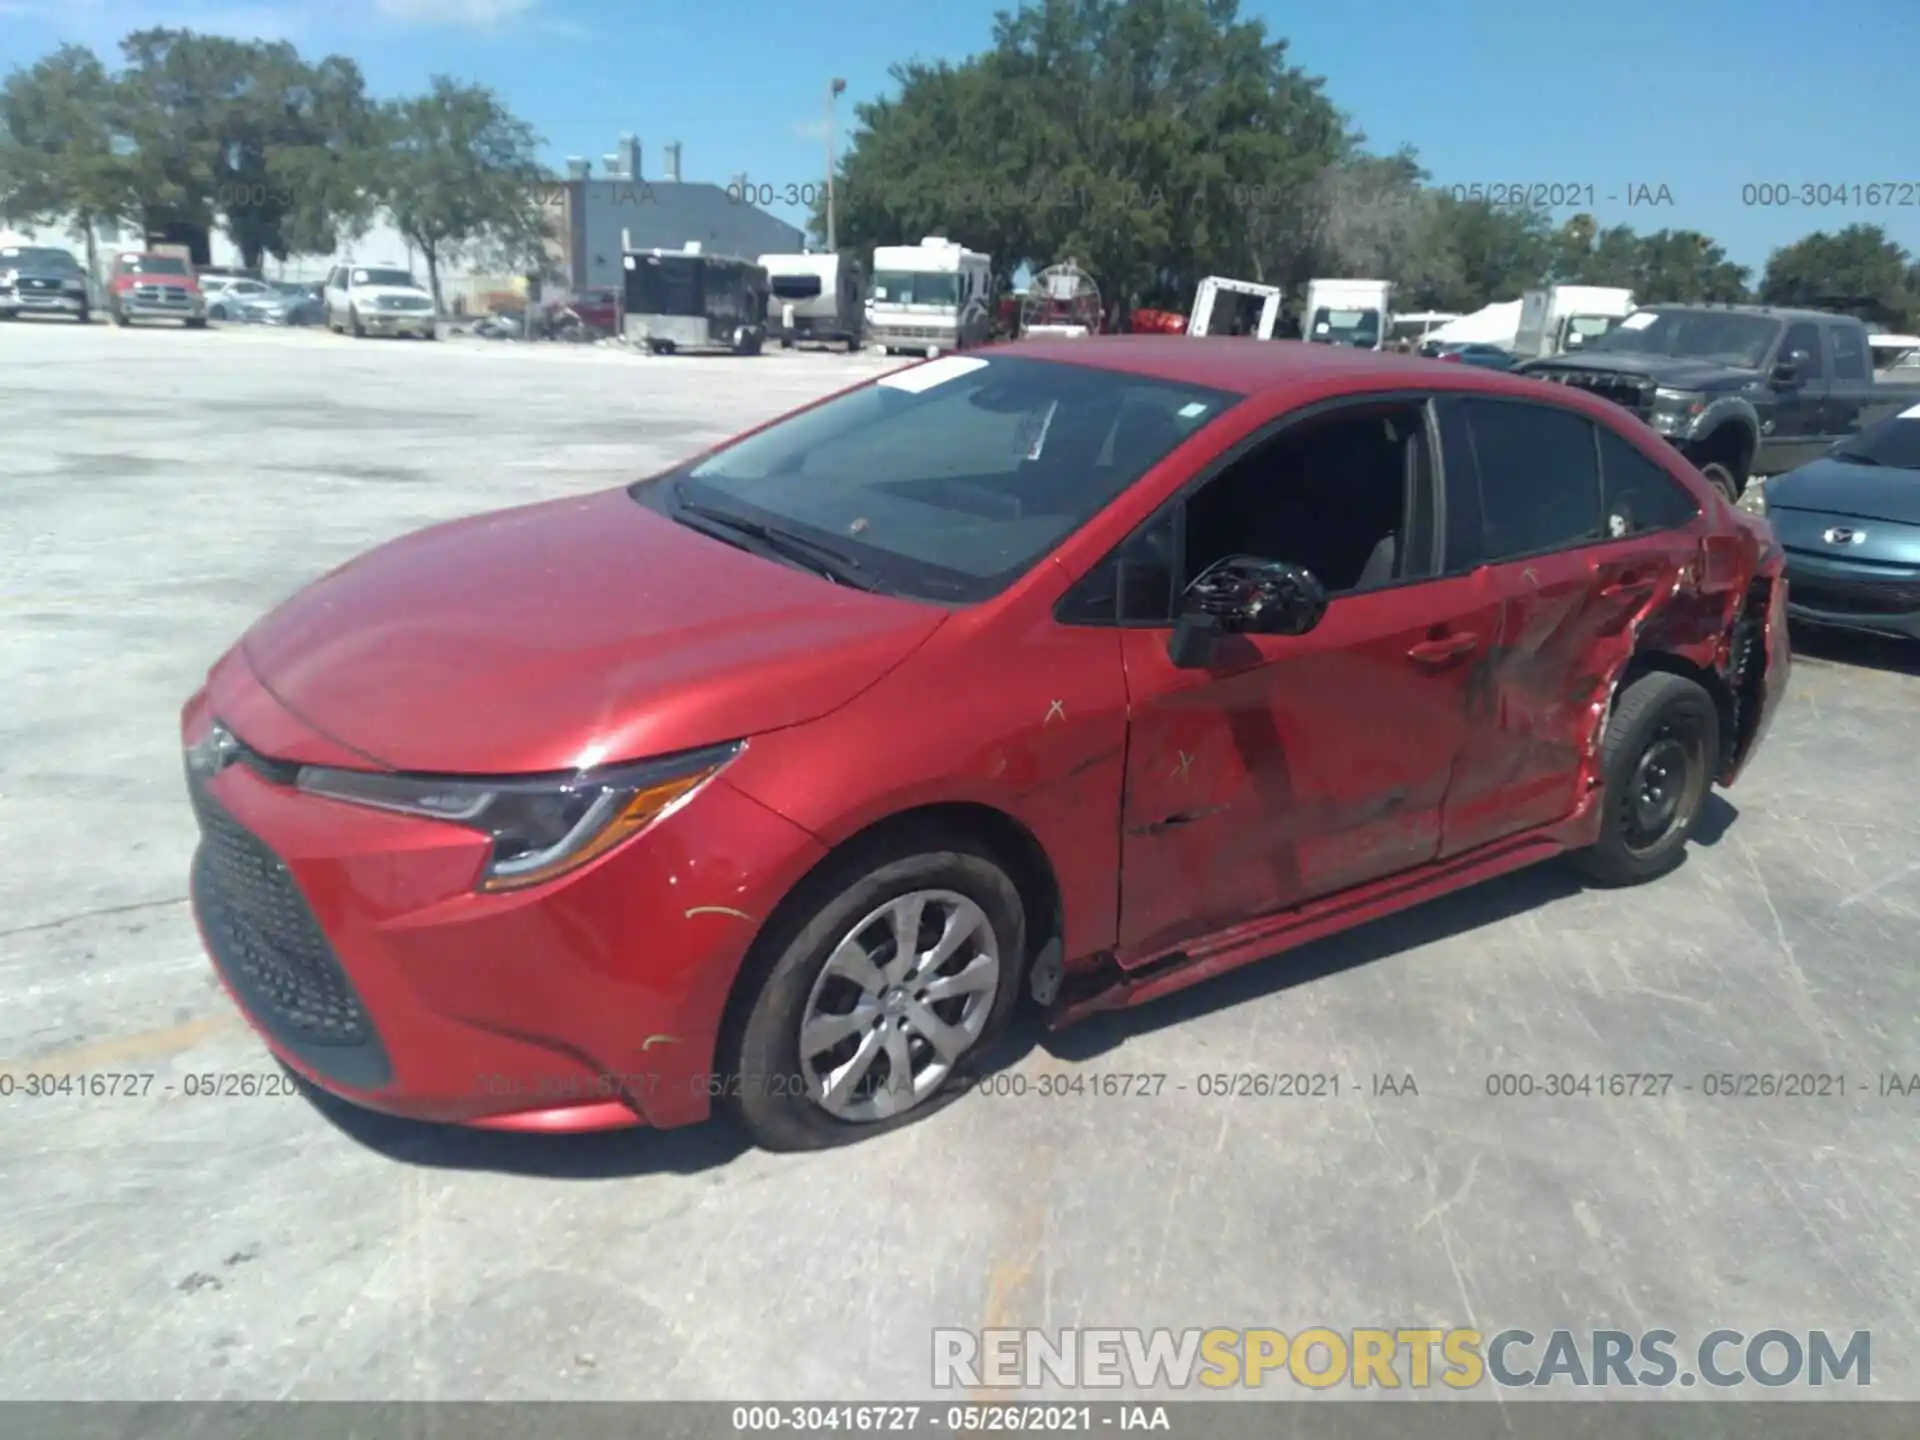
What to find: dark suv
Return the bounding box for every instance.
[0,244,90,322]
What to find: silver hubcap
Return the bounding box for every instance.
[799,889,1000,1124]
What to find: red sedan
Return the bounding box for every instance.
[182,339,1789,1150]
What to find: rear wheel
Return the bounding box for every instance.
[1570,671,1720,887]
[1699,462,1741,503]
[721,837,1026,1151]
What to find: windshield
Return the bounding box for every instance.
[125,255,189,276]
[872,271,959,307]
[1308,307,1381,347]
[1833,414,1920,471]
[352,268,417,288]
[632,355,1241,603]
[2,246,78,270]
[1562,314,1620,349]
[771,275,824,301]
[1586,310,1781,366]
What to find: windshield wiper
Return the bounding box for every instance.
[672,485,880,590]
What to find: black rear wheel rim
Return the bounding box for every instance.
[1619,718,1707,856]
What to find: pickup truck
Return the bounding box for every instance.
[1516,305,1920,499]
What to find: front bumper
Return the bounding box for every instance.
[119,300,204,320]
[1783,551,1920,640]
[1,287,86,315]
[360,311,436,335]
[180,663,829,1133]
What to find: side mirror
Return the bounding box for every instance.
[1166,556,1329,669]
[1771,351,1806,384]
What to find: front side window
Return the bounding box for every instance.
[1780,322,1824,378]
[1459,399,1601,560]
[636,356,1240,604]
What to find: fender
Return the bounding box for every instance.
[1681,394,1761,457]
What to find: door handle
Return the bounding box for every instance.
[1406,632,1479,665]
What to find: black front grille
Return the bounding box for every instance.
[189,769,393,1089]
[1535,369,1652,418]
[1786,574,1920,617]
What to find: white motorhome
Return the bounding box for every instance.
[759,251,864,351]
[1868,331,1920,379]
[1304,279,1392,350]
[1187,276,1282,338]
[866,236,991,357]
[1511,285,1636,359]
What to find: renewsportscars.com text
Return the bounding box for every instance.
[932,1327,1871,1391]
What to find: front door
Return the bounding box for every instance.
[1763,320,1832,473]
[1112,396,1491,962]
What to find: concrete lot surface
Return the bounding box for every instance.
[1,320,1915,1401]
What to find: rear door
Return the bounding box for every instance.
[1435,395,1671,856]
[1767,320,1832,472]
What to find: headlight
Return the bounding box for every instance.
[1654,387,1706,413]
[1735,477,1767,516]
[294,741,742,892]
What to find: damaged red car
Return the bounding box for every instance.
[181,339,1789,1151]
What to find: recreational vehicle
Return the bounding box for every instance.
[1511,285,1636,359]
[1303,278,1392,350]
[620,242,769,355]
[1187,276,1282,338]
[759,251,864,350]
[866,237,992,356]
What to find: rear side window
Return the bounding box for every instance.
[1460,399,1602,560]
[1830,325,1868,382]
[1598,428,1701,536]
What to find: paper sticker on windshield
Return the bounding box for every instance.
[1618,312,1658,331]
[877,356,990,394]
[1018,401,1060,461]
[1901,401,1920,419]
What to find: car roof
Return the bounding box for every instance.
[1633,302,1843,325]
[996,335,1644,425]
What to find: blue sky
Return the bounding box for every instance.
[3,0,1918,275]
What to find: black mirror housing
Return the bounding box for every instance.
[1166,556,1330,668]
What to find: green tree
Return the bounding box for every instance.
[113,28,383,268]
[817,0,1351,312]
[1759,225,1914,324]
[0,44,135,281]
[1421,195,1554,310]
[1631,229,1748,303]
[377,77,547,311]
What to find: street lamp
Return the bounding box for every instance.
[826,77,846,253]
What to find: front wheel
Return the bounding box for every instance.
[111,303,130,327]
[349,306,366,338]
[1569,671,1720,887]
[76,305,90,325]
[185,316,207,329]
[721,840,1027,1151]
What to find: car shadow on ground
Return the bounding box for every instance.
[292,1076,752,1179]
[994,818,1736,1069]
[1789,622,1920,678]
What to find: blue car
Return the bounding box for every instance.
[1740,405,1920,640]
[1432,342,1516,370]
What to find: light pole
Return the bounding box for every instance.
[826,77,846,252]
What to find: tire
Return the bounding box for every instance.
[350,305,365,338]
[328,306,343,334]
[185,316,207,329]
[1699,462,1741,502]
[76,305,89,325]
[1569,671,1720,887]
[720,835,1028,1151]
[111,303,130,328]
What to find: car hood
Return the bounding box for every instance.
[239,488,948,774]
[1523,352,1756,388]
[355,285,434,305]
[1767,455,1920,525]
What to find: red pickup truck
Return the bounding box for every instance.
[106,250,208,328]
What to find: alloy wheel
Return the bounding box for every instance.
[798,889,1001,1124]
